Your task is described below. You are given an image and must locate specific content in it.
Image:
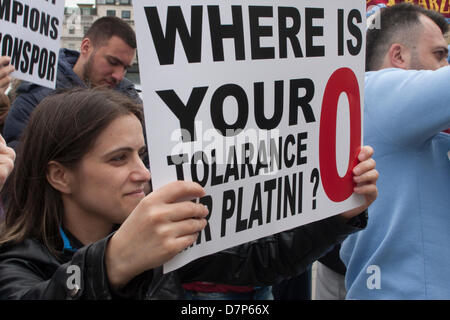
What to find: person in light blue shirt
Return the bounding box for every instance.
[448,44,450,63]
[340,3,450,299]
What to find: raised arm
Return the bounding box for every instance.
[365,67,450,146]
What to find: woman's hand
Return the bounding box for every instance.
[105,180,208,289]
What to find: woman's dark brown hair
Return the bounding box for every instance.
[0,93,10,132]
[0,88,143,256]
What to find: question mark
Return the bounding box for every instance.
[310,168,320,210]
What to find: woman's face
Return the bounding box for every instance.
[64,114,150,230]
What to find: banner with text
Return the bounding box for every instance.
[0,0,65,89]
[133,0,366,273]
[366,0,450,20]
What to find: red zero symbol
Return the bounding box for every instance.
[319,68,361,202]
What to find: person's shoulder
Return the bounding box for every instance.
[365,67,450,94]
[366,67,412,79]
[117,78,142,102]
[9,85,53,116]
[13,81,52,101]
[365,68,398,86]
[367,66,450,79]
[118,77,136,91]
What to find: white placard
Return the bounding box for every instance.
[133,0,366,273]
[0,0,65,89]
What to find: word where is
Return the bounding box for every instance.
[144,5,364,65]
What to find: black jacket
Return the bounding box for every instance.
[0,213,367,300]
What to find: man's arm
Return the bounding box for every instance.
[365,67,450,146]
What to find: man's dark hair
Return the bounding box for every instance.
[366,3,448,71]
[84,16,136,49]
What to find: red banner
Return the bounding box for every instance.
[366,0,450,19]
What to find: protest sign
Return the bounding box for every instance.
[133,0,366,273]
[0,0,65,89]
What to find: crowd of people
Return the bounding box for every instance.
[0,3,447,300]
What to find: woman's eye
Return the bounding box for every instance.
[111,154,126,162]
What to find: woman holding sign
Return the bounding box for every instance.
[0,88,377,299]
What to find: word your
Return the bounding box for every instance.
[158,79,316,141]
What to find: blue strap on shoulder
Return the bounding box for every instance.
[59,227,77,253]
